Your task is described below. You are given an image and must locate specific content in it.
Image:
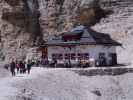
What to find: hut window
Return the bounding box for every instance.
[78,53,85,60]
[77,53,89,60]
[84,53,89,60]
[99,53,105,58]
[52,54,56,59]
[71,53,76,60]
[77,53,82,60]
[52,54,63,60]
[65,54,70,59]
[58,54,63,60]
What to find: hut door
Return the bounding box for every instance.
[42,47,48,58]
[110,53,117,65]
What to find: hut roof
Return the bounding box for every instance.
[43,26,122,46]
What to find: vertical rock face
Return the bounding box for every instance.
[93,0,133,63]
[0,0,41,62]
[38,0,58,39]
[0,0,132,63]
[38,0,105,39]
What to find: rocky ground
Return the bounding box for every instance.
[0,66,133,100]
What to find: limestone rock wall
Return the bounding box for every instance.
[38,0,106,39]
[0,0,41,62]
[93,0,133,63]
[0,0,133,63]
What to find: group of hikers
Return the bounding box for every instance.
[9,60,33,76]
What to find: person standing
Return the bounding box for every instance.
[16,60,20,73]
[19,61,24,74]
[27,60,32,74]
[23,61,26,73]
[52,58,57,68]
[10,60,16,76]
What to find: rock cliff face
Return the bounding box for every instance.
[93,0,133,63]
[38,0,107,39]
[0,0,132,63]
[0,0,42,62]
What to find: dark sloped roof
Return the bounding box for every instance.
[44,26,122,46]
[62,30,83,36]
[86,28,122,46]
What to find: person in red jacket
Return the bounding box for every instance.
[19,61,25,74]
[16,60,20,73]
